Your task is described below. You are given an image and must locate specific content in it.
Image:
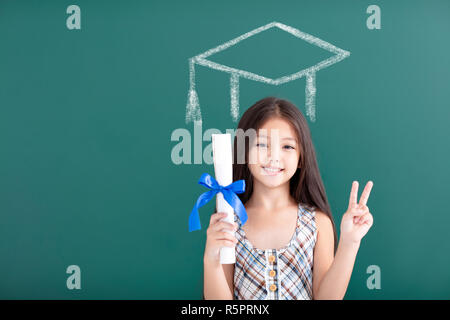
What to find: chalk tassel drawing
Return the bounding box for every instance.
[185,21,350,124]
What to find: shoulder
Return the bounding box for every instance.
[311,210,336,297]
[314,210,334,237]
[315,210,331,223]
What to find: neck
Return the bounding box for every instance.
[247,180,295,212]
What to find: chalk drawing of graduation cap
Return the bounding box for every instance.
[185,21,350,124]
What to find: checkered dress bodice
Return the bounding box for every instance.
[233,203,317,300]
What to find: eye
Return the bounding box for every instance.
[283,145,294,150]
[256,143,267,148]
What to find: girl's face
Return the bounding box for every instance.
[248,117,301,189]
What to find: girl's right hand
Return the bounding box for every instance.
[204,212,239,264]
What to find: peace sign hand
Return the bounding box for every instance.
[340,181,374,245]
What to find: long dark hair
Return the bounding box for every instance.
[232,96,337,253]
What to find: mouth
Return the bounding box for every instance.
[262,166,284,175]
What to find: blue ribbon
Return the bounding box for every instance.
[189,173,248,232]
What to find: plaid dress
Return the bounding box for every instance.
[233,203,317,300]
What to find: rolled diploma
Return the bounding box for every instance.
[212,133,235,264]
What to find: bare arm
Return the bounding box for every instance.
[312,213,360,300]
[203,259,234,300]
[203,212,238,300]
[313,181,374,300]
[311,211,344,300]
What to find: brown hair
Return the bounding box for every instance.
[232,96,337,253]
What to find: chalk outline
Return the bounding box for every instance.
[186,21,350,124]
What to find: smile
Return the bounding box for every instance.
[262,166,284,175]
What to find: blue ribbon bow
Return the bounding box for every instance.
[189,173,248,232]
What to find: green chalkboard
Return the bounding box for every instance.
[1,0,449,299]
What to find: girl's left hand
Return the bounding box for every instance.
[340,181,374,245]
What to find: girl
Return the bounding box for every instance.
[203,97,374,300]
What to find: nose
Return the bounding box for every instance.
[267,140,280,164]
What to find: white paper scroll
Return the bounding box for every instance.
[212,133,235,264]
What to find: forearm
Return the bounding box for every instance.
[203,258,233,300]
[314,239,360,300]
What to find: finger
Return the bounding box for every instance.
[362,213,373,226]
[358,215,367,225]
[347,207,365,218]
[216,231,238,243]
[354,214,365,224]
[348,181,359,209]
[359,181,374,206]
[357,204,369,214]
[212,220,238,232]
[210,212,228,225]
[219,239,237,247]
[358,212,372,226]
